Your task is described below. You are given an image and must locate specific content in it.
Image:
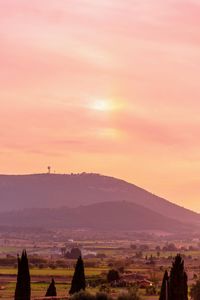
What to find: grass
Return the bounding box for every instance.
[0,267,108,277]
[0,282,69,299]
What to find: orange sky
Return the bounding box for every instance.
[1,0,200,211]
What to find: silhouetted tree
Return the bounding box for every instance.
[159,270,169,300]
[15,250,31,300]
[69,256,86,295]
[46,278,57,297]
[169,254,188,300]
[107,269,120,283]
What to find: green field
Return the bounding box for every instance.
[0,267,108,277]
[0,265,160,299]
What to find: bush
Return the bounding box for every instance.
[49,264,57,269]
[107,270,120,283]
[146,285,157,296]
[191,280,200,300]
[38,263,45,269]
[118,288,143,300]
[70,291,112,300]
[99,285,111,294]
[66,248,82,259]
[70,291,95,300]
[96,293,112,300]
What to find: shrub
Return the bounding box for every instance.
[99,285,111,294]
[70,291,95,300]
[191,280,200,300]
[107,270,120,283]
[145,285,157,296]
[66,248,82,259]
[70,291,112,300]
[118,288,143,300]
[96,292,112,300]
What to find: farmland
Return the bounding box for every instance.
[0,228,199,299]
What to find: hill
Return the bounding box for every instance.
[0,173,199,225]
[0,201,194,233]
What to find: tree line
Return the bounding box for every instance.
[14,250,200,300]
[14,250,85,300]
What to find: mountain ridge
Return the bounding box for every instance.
[0,201,195,233]
[0,173,199,226]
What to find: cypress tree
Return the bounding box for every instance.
[169,254,188,300]
[69,256,86,295]
[45,278,57,297]
[15,250,31,300]
[159,270,169,300]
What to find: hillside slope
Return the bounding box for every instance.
[0,173,199,225]
[0,201,194,233]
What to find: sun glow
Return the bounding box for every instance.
[90,99,113,112]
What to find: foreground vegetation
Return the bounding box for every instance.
[8,249,200,300]
[1,230,200,299]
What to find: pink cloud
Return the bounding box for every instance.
[1,0,200,209]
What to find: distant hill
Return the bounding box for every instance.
[0,173,199,226]
[0,201,194,233]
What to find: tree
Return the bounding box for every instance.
[169,254,188,300]
[69,256,86,295]
[190,280,200,300]
[163,243,177,252]
[15,250,31,300]
[107,270,120,283]
[159,270,169,300]
[45,278,57,297]
[66,248,82,259]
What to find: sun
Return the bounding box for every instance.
[90,99,112,112]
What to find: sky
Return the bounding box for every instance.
[0,0,200,211]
